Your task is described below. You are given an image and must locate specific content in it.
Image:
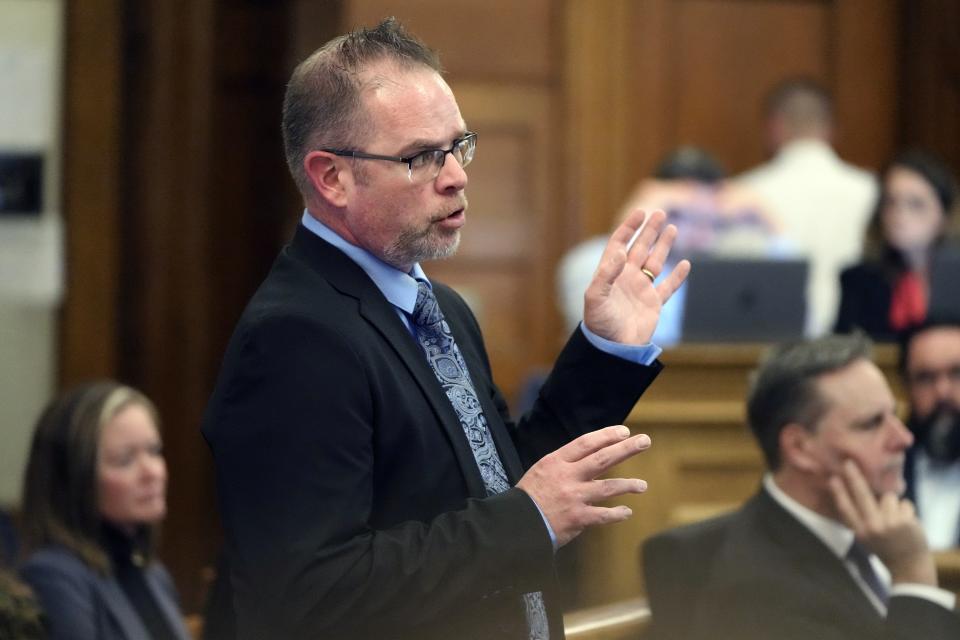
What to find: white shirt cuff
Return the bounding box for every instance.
[891,583,957,611]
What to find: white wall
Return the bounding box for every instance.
[0,0,63,506]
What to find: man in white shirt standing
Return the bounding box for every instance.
[643,333,959,640]
[738,79,877,336]
[902,319,960,549]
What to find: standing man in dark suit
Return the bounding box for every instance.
[202,18,689,640]
[901,319,960,549]
[643,333,959,640]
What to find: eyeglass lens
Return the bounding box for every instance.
[410,135,476,182]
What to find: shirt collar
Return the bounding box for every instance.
[763,473,854,559]
[300,210,427,314]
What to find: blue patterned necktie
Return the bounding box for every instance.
[412,281,549,640]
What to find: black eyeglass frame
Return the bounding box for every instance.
[320,132,477,178]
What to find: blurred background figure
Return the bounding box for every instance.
[0,569,45,640]
[901,319,960,550]
[558,146,786,346]
[836,151,958,340]
[18,382,190,640]
[738,78,877,337]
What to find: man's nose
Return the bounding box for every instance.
[889,416,914,449]
[435,153,468,192]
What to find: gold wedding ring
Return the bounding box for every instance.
[641,267,656,283]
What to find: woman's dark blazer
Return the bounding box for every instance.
[20,546,191,640]
[835,262,896,341]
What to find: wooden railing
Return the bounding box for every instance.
[564,597,650,640]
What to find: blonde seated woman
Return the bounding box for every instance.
[19,381,190,640]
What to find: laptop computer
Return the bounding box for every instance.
[681,257,808,343]
[929,249,960,319]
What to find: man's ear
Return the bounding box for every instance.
[304,151,350,208]
[780,422,822,473]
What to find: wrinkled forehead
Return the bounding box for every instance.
[908,327,960,369]
[356,62,464,146]
[814,358,891,412]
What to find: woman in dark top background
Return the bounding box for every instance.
[835,150,958,340]
[19,381,190,640]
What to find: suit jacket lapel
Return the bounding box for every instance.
[752,490,883,624]
[92,575,150,640]
[144,568,193,640]
[288,227,489,498]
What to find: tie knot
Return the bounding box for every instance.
[846,541,871,566]
[413,281,442,329]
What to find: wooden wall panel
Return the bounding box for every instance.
[672,1,830,172]
[120,0,220,611]
[563,0,669,239]
[832,0,899,170]
[899,0,960,178]
[345,0,555,80]
[60,0,122,384]
[562,0,897,248]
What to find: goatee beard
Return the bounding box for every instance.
[910,403,960,463]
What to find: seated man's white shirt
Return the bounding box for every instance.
[915,451,960,550]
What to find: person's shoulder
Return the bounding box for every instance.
[840,261,884,283]
[21,546,90,574]
[20,546,97,599]
[645,508,740,554]
[833,158,878,194]
[735,161,777,187]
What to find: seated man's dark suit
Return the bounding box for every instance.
[643,489,960,640]
[202,225,662,639]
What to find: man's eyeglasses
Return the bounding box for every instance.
[321,132,477,184]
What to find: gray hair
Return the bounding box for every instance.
[281,17,441,196]
[746,332,873,470]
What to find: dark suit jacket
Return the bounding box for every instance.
[20,547,190,640]
[835,263,896,341]
[202,225,662,639]
[643,489,960,640]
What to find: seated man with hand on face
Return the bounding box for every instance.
[643,333,960,640]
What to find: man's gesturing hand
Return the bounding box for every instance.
[516,425,651,548]
[829,460,937,587]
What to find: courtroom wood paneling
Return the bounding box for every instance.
[60,0,123,384]
[671,1,829,172]
[563,0,669,239]
[899,0,960,178]
[120,0,221,611]
[832,0,899,170]
[345,0,556,81]
[562,0,897,245]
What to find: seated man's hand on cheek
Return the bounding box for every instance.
[829,459,937,586]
